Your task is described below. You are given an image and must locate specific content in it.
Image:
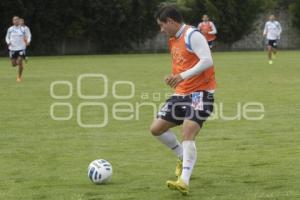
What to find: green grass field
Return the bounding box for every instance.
[0,51,300,200]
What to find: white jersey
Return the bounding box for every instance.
[198,21,217,35]
[263,21,282,40]
[5,25,30,51]
[22,25,32,44]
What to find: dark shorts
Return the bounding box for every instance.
[157,91,214,127]
[268,40,278,48]
[9,50,26,60]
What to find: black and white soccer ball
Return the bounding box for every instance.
[88,159,113,184]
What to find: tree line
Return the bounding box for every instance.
[0,0,298,55]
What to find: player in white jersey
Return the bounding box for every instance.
[5,16,31,82]
[19,18,32,62]
[263,15,282,65]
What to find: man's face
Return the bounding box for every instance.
[269,15,275,21]
[157,18,177,37]
[19,19,24,26]
[202,15,209,22]
[13,17,19,26]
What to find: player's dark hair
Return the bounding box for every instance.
[155,5,183,23]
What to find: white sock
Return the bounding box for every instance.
[155,129,183,160]
[180,140,197,186]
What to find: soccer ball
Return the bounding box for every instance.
[88,159,113,184]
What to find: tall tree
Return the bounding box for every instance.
[290,0,300,30]
[177,0,269,44]
[0,0,161,55]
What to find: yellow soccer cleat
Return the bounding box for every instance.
[269,60,273,65]
[175,159,182,177]
[16,77,22,82]
[166,178,189,195]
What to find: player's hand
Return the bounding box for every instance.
[164,75,172,84]
[165,74,183,88]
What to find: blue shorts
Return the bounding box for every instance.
[157,91,214,127]
[268,40,278,48]
[9,50,26,59]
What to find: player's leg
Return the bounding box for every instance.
[150,117,182,161]
[272,40,278,58]
[273,48,277,55]
[150,96,186,177]
[166,120,199,195]
[16,56,24,82]
[150,96,185,159]
[150,118,184,177]
[267,43,273,64]
[167,91,214,195]
[180,120,200,183]
[10,51,18,67]
[11,59,17,67]
[24,49,28,63]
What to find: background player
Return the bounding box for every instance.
[151,6,216,195]
[263,14,282,64]
[5,16,30,82]
[198,14,217,49]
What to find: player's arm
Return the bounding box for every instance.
[5,28,11,46]
[197,23,202,32]
[208,22,217,35]
[166,31,213,88]
[263,23,267,37]
[180,31,213,79]
[25,27,32,45]
[277,22,282,39]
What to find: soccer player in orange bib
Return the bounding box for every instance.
[198,14,217,49]
[150,5,216,195]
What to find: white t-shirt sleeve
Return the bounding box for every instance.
[5,27,11,45]
[208,22,217,34]
[263,22,268,35]
[25,26,32,43]
[180,30,213,80]
[277,21,282,37]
